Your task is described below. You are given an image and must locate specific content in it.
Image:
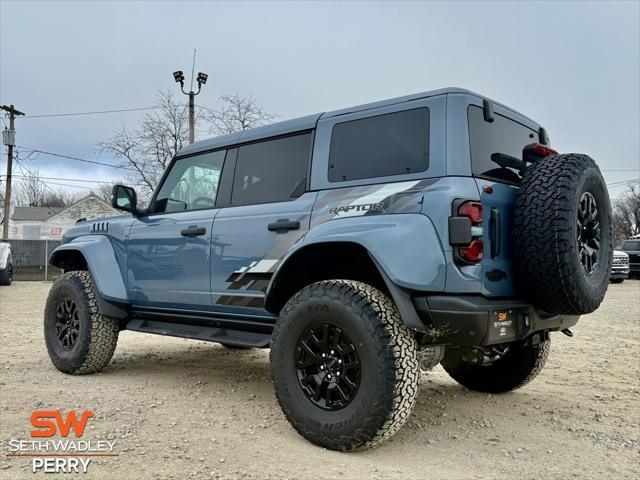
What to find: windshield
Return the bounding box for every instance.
[468,105,539,184]
[623,240,640,250]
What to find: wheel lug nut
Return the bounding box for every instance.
[336,372,341,376]
[330,350,335,355]
[338,359,342,364]
[327,374,332,379]
[320,365,324,370]
[321,353,326,358]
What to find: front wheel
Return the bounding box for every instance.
[270,280,419,451]
[441,338,550,393]
[44,271,119,374]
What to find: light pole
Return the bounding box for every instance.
[173,70,208,144]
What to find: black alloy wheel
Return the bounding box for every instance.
[55,297,81,350]
[295,323,361,411]
[577,191,601,275]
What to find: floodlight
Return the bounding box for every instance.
[173,71,185,83]
[197,72,208,85]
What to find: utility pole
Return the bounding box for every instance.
[1,104,25,240]
[173,50,208,144]
[188,90,195,144]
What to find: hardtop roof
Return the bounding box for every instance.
[177,87,539,157]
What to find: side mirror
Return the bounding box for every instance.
[112,184,139,215]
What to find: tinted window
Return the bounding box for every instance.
[623,240,640,250]
[328,108,429,182]
[468,105,539,184]
[153,150,226,213]
[231,133,312,206]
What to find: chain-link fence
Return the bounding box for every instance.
[6,239,63,281]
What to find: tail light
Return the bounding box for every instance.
[458,201,483,224]
[523,143,558,164]
[460,239,484,262]
[449,200,484,264]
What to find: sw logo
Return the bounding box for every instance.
[30,410,94,437]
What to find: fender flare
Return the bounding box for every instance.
[50,236,129,318]
[266,214,447,331]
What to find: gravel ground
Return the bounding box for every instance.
[1,280,639,479]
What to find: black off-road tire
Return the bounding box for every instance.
[513,154,612,315]
[44,271,119,374]
[0,263,12,285]
[441,339,550,393]
[270,280,419,451]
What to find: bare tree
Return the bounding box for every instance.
[98,91,276,198]
[39,191,68,208]
[613,182,640,247]
[13,168,48,207]
[94,182,121,204]
[49,189,84,207]
[98,91,191,196]
[203,94,277,136]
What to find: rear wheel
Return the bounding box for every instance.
[441,338,550,393]
[270,280,419,451]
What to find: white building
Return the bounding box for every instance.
[8,194,119,240]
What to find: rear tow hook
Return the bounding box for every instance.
[562,329,574,337]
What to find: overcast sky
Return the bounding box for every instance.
[1,0,638,198]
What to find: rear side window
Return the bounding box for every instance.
[328,108,430,182]
[231,132,312,206]
[468,105,539,184]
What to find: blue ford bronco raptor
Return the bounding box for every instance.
[44,88,612,450]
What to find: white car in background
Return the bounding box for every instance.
[610,250,630,284]
[0,242,12,286]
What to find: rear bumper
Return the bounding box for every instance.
[413,295,579,346]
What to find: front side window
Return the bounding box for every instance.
[231,132,312,206]
[153,150,226,213]
[468,105,539,184]
[328,108,430,183]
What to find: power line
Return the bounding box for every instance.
[0,173,143,186]
[606,179,639,188]
[20,106,161,119]
[15,145,139,172]
[14,158,98,191]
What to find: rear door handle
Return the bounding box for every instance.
[180,226,206,237]
[267,220,300,232]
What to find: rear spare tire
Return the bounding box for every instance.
[513,153,612,315]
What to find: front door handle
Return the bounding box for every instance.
[180,226,206,237]
[267,219,300,232]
